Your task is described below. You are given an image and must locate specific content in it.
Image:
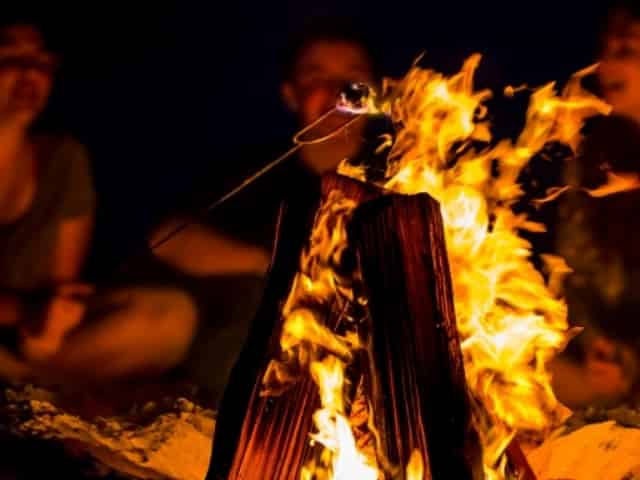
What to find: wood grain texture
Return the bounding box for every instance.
[207,174,482,480]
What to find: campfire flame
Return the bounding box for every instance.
[263,191,382,478]
[301,356,379,480]
[339,55,610,478]
[583,170,640,197]
[267,54,610,480]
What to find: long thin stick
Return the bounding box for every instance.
[150,108,362,251]
[149,143,302,250]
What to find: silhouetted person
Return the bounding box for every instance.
[0,22,95,377]
[0,21,200,385]
[552,1,640,408]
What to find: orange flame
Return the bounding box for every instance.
[272,54,610,480]
[340,55,610,478]
[262,192,361,394]
[583,170,640,197]
[263,191,382,479]
[301,356,379,480]
[406,450,424,480]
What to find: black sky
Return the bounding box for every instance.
[16,1,609,270]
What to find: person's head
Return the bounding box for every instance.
[598,2,640,121]
[0,22,57,131]
[281,19,378,174]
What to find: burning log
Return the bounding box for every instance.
[208,173,483,479]
[346,182,482,479]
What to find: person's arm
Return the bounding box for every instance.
[3,215,93,345]
[151,219,270,277]
[51,214,94,282]
[50,138,96,283]
[18,138,96,361]
[0,213,93,328]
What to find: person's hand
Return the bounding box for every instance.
[584,336,637,403]
[20,283,94,362]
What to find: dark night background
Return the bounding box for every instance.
[12,1,609,275]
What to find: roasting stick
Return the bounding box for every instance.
[150,101,368,251]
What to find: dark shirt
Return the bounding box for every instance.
[199,117,391,250]
[196,149,321,252]
[557,115,640,342]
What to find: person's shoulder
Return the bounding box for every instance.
[32,133,95,210]
[227,141,291,181]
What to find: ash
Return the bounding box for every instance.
[1,385,215,480]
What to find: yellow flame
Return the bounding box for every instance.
[529,169,639,208]
[531,185,572,207]
[274,54,610,480]
[303,356,379,480]
[406,450,424,480]
[263,191,383,479]
[342,55,610,478]
[262,192,360,393]
[583,170,640,197]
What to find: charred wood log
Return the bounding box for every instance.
[208,173,482,479]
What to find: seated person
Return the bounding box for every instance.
[0,21,94,378]
[148,218,269,405]
[552,1,640,408]
[0,21,199,385]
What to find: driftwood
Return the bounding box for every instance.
[208,173,482,479]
